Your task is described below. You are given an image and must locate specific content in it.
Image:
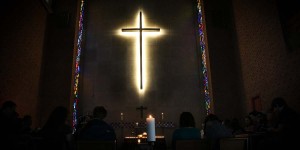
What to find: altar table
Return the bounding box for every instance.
[122,136,166,150]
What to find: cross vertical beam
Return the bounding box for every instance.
[122,11,160,90]
[139,11,143,89]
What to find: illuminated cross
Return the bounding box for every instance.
[122,11,160,89]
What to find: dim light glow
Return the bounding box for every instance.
[197,0,212,114]
[118,11,163,93]
[72,0,85,133]
[72,1,210,131]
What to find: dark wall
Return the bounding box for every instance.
[0,0,47,127]
[80,0,206,147]
[2,0,298,137]
[232,0,300,113]
[204,0,245,119]
[0,0,79,127]
[277,0,300,52]
[39,0,78,126]
[203,0,300,118]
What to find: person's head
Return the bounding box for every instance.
[179,112,195,128]
[204,114,220,129]
[45,106,68,128]
[93,106,107,120]
[249,110,264,124]
[1,100,17,117]
[204,114,219,122]
[271,97,286,112]
[244,116,253,126]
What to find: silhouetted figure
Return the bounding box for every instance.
[243,116,255,133]
[78,106,116,141]
[259,97,300,150]
[73,113,92,140]
[39,106,73,150]
[172,112,201,149]
[248,110,267,132]
[204,114,233,139]
[20,115,32,134]
[204,114,232,150]
[0,100,22,150]
[229,118,243,135]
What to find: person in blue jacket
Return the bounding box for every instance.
[79,106,116,141]
[172,112,201,149]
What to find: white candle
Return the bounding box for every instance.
[161,113,164,120]
[121,113,124,121]
[146,115,156,142]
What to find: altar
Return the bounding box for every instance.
[122,136,166,150]
[110,121,174,135]
[110,121,175,150]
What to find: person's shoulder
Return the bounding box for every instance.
[184,127,200,131]
[173,128,182,133]
[175,127,200,133]
[62,124,72,134]
[172,128,182,139]
[283,107,300,118]
[172,128,185,136]
[172,127,201,140]
[88,119,113,129]
[86,119,103,125]
[96,119,111,126]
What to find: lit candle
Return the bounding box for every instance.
[146,115,156,142]
[121,113,124,121]
[161,113,164,120]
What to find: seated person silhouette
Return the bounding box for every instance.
[79,106,116,141]
[0,100,21,135]
[259,97,300,150]
[0,101,22,148]
[39,106,73,150]
[204,114,232,139]
[172,112,201,149]
[204,114,233,150]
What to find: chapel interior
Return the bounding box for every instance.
[0,0,300,150]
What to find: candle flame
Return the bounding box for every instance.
[149,115,152,118]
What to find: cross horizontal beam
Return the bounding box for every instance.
[122,28,160,32]
[122,11,160,90]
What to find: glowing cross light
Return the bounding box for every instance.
[122,11,160,90]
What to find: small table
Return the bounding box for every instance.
[122,136,166,150]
